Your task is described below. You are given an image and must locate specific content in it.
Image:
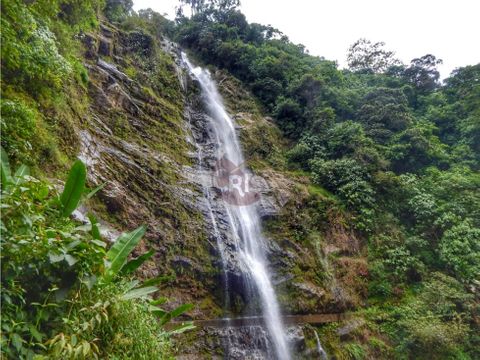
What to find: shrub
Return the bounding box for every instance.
[439,221,480,282]
[286,135,325,170]
[0,99,37,164]
[383,273,474,359]
[311,158,374,208]
[1,156,192,358]
[274,97,304,139]
[1,0,72,95]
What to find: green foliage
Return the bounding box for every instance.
[347,38,401,73]
[120,250,155,276]
[105,0,133,22]
[47,282,172,359]
[2,1,479,358]
[1,0,103,172]
[343,342,367,360]
[104,225,147,282]
[439,221,480,281]
[274,97,304,138]
[0,99,36,164]
[323,121,369,159]
[1,158,192,358]
[60,160,87,217]
[121,9,175,38]
[312,158,376,232]
[1,146,12,189]
[388,121,448,173]
[403,54,443,94]
[381,273,476,359]
[1,0,72,94]
[286,136,324,170]
[356,88,412,143]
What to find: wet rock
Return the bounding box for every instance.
[97,59,132,83]
[171,256,206,277]
[254,169,296,219]
[83,33,98,59]
[105,82,140,115]
[98,35,112,57]
[126,30,154,57]
[100,22,116,38]
[196,326,275,360]
[286,326,306,353]
[89,83,112,110]
[99,192,124,214]
[292,282,326,299]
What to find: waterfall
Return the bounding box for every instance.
[314,330,328,360]
[182,53,291,360]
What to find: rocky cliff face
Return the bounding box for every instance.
[76,21,368,357]
[77,22,222,319]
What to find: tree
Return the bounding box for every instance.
[274,97,304,138]
[311,157,376,229]
[178,0,240,16]
[347,38,401,73]
[324,121,368,158]
[403,54,443,93]
[104,0,133,21]
[357,88,412,143]
[288,74,324,108]
[440,221,480,281]
[387,121,448,173]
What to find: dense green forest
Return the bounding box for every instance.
[1,0,479,359]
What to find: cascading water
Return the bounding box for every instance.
[314,330,328,360]
[182,53,291,360]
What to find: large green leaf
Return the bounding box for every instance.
[86,182,106,199]
[159,303,193,326]
[142,274,175,287]
[0,146,11,189]
[120,286,158,300]
[104,225,146,281]
[168,322,196,335]
[120,250,155,276]
[13,165,29,186]
[87,213,101,240]
[60,160,86,217]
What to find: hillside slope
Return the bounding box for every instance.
[1,1,479,359]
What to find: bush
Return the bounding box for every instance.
[383,273,475,359]
[324,121,368,159]
[311,158,374,207]
[1,157,191,358]
[50,282,172,359]
[1,0,72,95]
[1,161,105,357]
[274,97,304,139]
[0,99,37,164]
[440,221,480,282]
[286,135,325,170]
[105,0,133,22]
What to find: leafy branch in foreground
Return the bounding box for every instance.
[1,155,194,359]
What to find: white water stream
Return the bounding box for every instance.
[183,53,291,360]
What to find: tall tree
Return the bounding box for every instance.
[104,0,133,21]
[347,38,401,73]
[403,54,443,93]
[357,88,412,143]
[178,0,239,16]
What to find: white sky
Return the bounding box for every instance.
[133,0,480,79]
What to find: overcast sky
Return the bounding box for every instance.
[133,0,479,79]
